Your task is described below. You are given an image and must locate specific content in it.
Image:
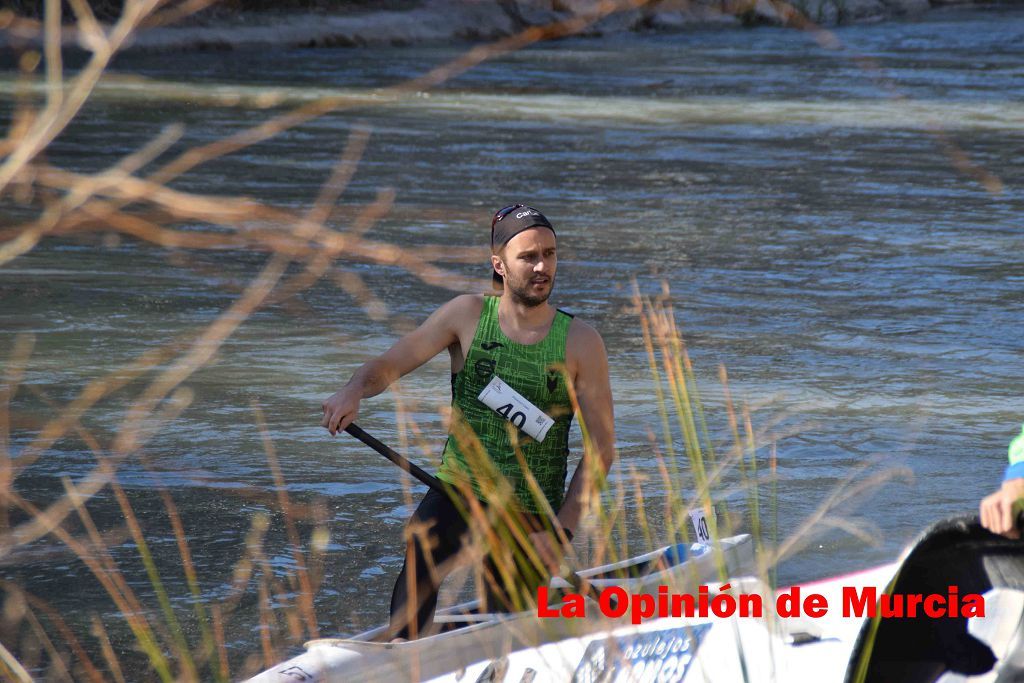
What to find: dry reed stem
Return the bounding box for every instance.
[225,512,276,672]
[142,0,220,29]
[0,383,192,580]
[0,640,33,683]
[634,285,678,473]
[0,334,35,531]
[60,480,151,620]
[90,614,127,683]
[119,208,456,289]
[307,514,330,596]
[741,403,763,551]
[111,249,282,456]
[770,441,778,582]
[0,0,169,196]
[255,552,304,650]
[62,475,184,656]
[509,433,575,552]
[664,306,711,493]
[216,514,267,628]
[51,389,199,649]
[156,488,222,680]
[256,570,274,669]
[268,126,382,301]
[396,520,427,640]
[12,488,173,680]
[0,456,115,556]
[0,581,105,683]
[51,123,184,230]
[814,515,880,546]
[19,591,73,682]
[628,462,655,552]
[650,438,683,546]
[64,0,102,44]
[109,479,199,680]
[273,188,397,307]
[677,320,718,470]
[210,604,230,682]
[280,595,303,643]
[252,402,320,640]
[11,342,180,473]
[331,269,391,322]
[309,125,371,228]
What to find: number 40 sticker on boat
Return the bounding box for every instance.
[571,624,711,683]
[689,507,715,544]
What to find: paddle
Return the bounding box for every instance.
[342,422,599,603]
[344,423,444,493]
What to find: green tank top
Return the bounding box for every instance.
[437,295,574,514]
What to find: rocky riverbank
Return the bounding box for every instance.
[4,0,1010,52]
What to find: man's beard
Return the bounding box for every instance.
[506,271,553,308]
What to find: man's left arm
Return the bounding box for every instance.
[557,323,616,536]
[531,322,616,571]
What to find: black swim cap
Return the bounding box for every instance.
[490,204,555,249]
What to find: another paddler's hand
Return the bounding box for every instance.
[321,386,360,436]
[529,528,571,575]
[980,478,1024,539]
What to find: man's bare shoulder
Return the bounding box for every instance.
[566,317,606,355]
[442,293,485,320]
[430,293,485,335]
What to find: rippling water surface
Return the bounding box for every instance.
[2,6,1023,676]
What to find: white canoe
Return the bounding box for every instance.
[427,516,1024,683]
[249,516,1024,683]
[418,564,901,683]
[246,533,755,683]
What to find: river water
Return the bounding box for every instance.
[2,6,1023,678]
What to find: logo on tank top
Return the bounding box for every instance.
[475,358,497,379]
[481,341,505,351]
[547,370,559,393]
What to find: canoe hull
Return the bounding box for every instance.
[246,534,755,683]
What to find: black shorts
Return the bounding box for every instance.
[388,487,552,639]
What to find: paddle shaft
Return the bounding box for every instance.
[344,423,445,494]
[342,422,598,600]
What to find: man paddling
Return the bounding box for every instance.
[979,424,1024,538]
[321,204,616,639]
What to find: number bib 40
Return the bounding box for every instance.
[477,375,555,443]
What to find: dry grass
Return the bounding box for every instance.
[0,0,976,680]
[0,1,707,678]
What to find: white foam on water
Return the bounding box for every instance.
[5,76,1022,130]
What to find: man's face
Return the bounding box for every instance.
[492,227,557,307]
